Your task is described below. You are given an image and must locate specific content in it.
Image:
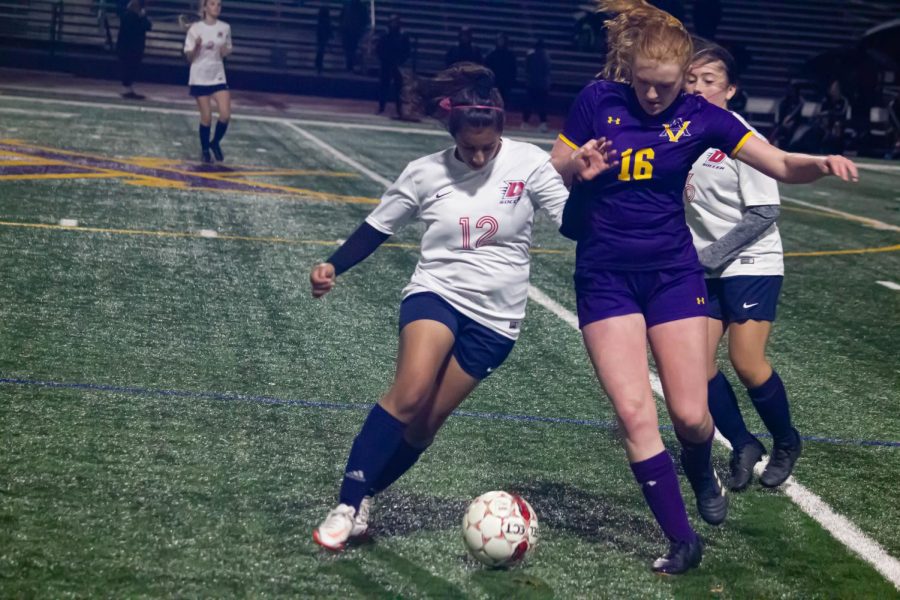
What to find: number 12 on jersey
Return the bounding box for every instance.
[459,216,498,249]
[617,147,655,181]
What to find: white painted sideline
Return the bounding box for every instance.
[286,122,900,591]
[0,93,555,146]
[876,280,900,291]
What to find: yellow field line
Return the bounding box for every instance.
[785,244,900,257]
[215,169,358,178]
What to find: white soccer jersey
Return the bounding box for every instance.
[184,20,232,86]
[684,112,784,277]
[365,138,568,340]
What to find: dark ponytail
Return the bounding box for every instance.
[420,63,505,136]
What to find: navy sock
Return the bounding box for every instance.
[708,371,755,449]
[369,438,430,495]
[339,404,406,511]
[748,370,794,443]
[631,451,698,544]
[199,124,211,152]
[212,120,229,145]
[676,429,715,492]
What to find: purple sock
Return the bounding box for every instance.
[708,371,756,449]
[339,404,406,510]
[369,438,430,495]
[630,451,698,544]
[748,370,794,443]
[676,429,715,491]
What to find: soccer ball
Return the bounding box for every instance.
[462,491,539,568]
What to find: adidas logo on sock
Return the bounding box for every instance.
[345,469,366,482]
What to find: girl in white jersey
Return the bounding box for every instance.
[183,0,232,163]
[310,65,614,551]
[684,43,801,492]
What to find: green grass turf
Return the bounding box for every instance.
[0,94,898,597]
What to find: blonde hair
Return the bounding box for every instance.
[597,0,693,82]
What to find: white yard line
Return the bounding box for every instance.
[287,122,900,591]
[781,195,900,233]
[876,280,900,291]
[0,92,554,145]
[0,106,74,118]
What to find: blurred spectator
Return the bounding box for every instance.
[485,33,517,107]
[886,94,900,159]
[315,6,332,75]
[522,38,551,132]
[692,0,722,41]
[769,81,805,149]
[817,79,850,153]
[116,0,151,99]
[339,0,368,72]
[445,26,483,67]
[574,10,607,52]
[376,15,411,118]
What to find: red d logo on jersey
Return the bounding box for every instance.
[708,150,727,163]
[500,180,525,205]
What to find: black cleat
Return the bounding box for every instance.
[210,141,224,162]
[652,537,704,575]
[201,149,213,164]
[728,439,766,492]
[760,428,802,488]
[683,453,728,525]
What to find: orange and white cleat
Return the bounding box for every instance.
[312,497,371,551]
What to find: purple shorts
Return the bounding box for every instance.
[575,267,708,329]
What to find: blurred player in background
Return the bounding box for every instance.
[310,64,614,551]
[684,43,801,491]
[551,0,857,574]
[183,0,232,163]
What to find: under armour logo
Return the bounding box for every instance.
[607,116,621,125]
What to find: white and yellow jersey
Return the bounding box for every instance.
[184,20,231,86]
[684,112,784,278]
[366,138,568,340]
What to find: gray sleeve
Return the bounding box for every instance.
[698,205,780,272]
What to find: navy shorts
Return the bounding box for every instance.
[575,267,709,329]
[398,292,515,380]
[189,83,229,97]
[706,275,783,323]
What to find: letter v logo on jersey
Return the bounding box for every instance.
[500,180,525,205]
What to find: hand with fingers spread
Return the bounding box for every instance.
[822,155,859,182]
[572,137,619,181]
[310,262,336,298]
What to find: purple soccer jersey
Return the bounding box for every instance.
[560,80,752,273]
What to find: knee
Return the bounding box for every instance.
[381,382,431,420]
[615,398,658,439]
[670,404,712,440]
[731,355,772,389]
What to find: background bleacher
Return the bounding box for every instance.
[0,0,897,112]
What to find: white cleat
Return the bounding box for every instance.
[313,498,372,551]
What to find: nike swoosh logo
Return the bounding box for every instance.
[435,189,453,199]
[743,302,759,309]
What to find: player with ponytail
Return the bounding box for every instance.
[310,64,615,551]
[551,0,857,573]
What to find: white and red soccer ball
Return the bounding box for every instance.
[462,491,539,568]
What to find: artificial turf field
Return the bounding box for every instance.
[0,88,898,598]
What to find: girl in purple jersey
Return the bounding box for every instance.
[684,43,802,493]
[550,0,857,574]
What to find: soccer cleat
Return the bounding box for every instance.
[201,149,213,164]
[682,453,728,525]
[312,500,371,551]
[728,439,766,492]
[210,141,224,162]
[652,537,704,575]
[760,428,802,488]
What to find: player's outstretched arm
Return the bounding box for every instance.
[735,135,859,184]
[309,222,390,299]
